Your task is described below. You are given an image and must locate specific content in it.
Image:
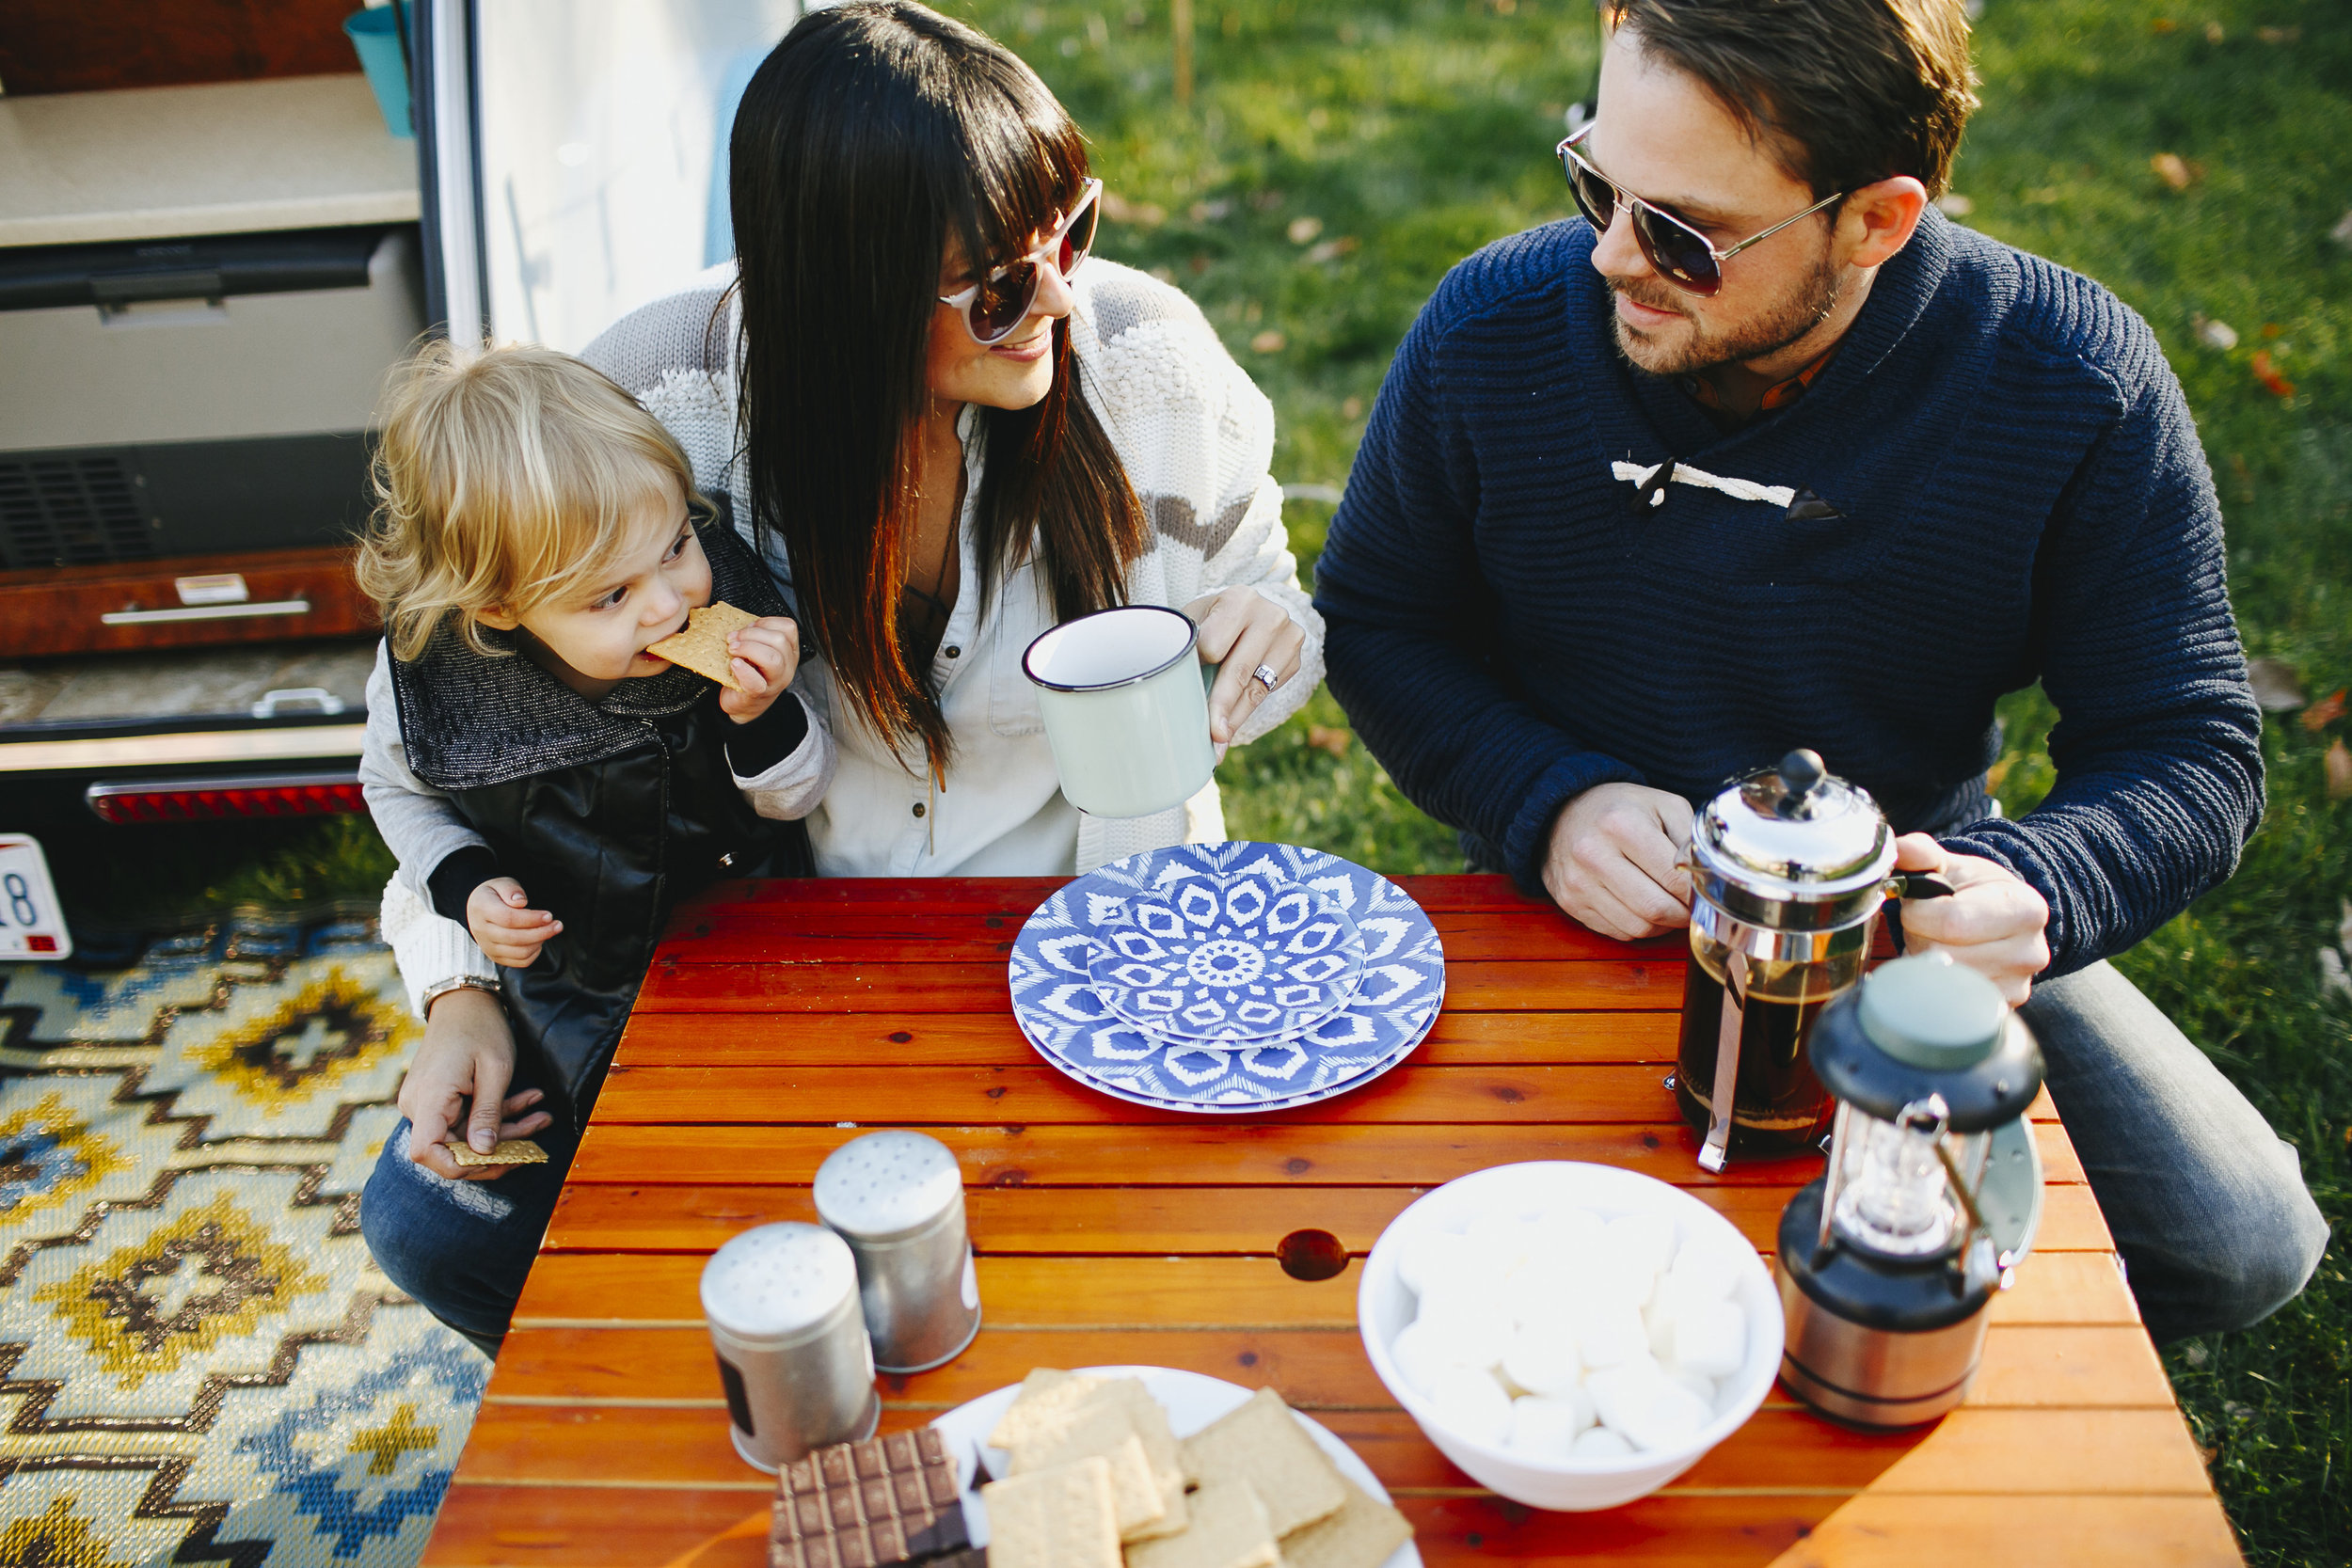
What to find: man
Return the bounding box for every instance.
[1312,0,2324,1341]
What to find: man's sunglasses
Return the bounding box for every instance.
[937,177,1104,345]
[1555,125,1843,297]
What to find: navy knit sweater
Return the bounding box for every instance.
[1312,209,2263,977]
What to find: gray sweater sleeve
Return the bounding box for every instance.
[358,642,491,902]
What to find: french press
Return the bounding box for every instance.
[1674,749,1952,1171]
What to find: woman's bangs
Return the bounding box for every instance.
[955,80,1086,271]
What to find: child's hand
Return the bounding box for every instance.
[399,986,551,1180]
[720,616,803,725]
[468,877,562,968]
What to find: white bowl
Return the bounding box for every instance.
[1358,1161,1783,1512]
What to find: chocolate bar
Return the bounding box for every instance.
[771,1427,970,1568]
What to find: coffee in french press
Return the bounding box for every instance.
[1675,750,1952,1171]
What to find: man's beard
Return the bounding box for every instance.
[1609,249,1843,379]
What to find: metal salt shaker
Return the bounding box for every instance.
[700,1222,880,1472]
[813,1130,981,1373]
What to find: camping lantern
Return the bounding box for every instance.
[1775,953,2047,1428]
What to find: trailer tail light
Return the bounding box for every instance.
[85,772,366,824]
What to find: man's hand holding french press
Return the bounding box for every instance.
[1541,782,1696,941]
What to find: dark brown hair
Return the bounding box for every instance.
[728,0,1150,773]
[1611,0,1979,198]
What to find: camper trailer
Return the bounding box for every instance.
[0,0,795,956]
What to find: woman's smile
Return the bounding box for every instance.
[990,329,1053,362]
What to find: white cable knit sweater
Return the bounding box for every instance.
[381,258,1324,1013]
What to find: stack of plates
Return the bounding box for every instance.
[1009,842,1446,1113]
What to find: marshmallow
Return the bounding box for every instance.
[1667,1234,1748,1302]
[1669,1300,1748,1380]
[1572,1299,1651,1370]
[1506,1393,1593,1456]
[1391,1319,1475,1400]
[1665,1362,1717,1406]
[1597,1212,1677,1292]
[1398,1227,1479,1298]
[1415,1289,1514,1368]
[1570,1424,1634,1460]
[1502,1256,1579,1326]
[1587,1360,1709,1452]
[1500,1323,1582,1398]
[1425,1365,1514,1449]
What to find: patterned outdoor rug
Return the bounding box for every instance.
[0,906,480,1566]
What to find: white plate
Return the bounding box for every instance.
[0,835,72,960]
[930,1364,1422,1568]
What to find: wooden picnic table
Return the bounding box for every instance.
[421,874,2243,1567]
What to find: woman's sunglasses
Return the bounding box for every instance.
[1554,125,1843,297]
[937,177,1104,345]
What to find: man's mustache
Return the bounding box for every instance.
[1608,279,1692,319]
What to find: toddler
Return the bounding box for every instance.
[354,342,833,1352]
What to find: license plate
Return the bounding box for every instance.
[0,835,72,960]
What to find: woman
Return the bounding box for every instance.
[371,1,1323,1350]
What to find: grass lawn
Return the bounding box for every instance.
[52,0,2347,1558]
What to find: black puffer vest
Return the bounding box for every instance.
[388,501,812,1129]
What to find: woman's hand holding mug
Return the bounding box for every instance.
[1184,586,1306,752]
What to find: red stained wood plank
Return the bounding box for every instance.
[510,1249,2134,1331]
[545,1177,2109,1259]
[564,1119,2085,1190]
[612,1007,1684,1069]
[654,908,1683,966]
[591,1063,1685,1127]
[1770,1495,2242,1567]
[632,958,1685,1013]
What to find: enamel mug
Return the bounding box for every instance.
[1022,605,1216,818]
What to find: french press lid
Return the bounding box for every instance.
[1689,749,1899,933]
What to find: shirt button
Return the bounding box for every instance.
[944,645,961,658]
[913,802,927,818]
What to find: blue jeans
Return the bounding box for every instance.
[2021,960,2328,1343]
[361,1089,578,1358]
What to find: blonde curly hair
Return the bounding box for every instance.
[355,341,701,661]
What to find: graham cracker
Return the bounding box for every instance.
[646,600,759,691]
[1007,1405,1178,1542]
[979,1456,1120,1568]
[1122,1478,1279,1568]
[442,1137,548,1167]
[986,1370,1105,1450]
[1179,1387,1346,1539]
[1276,1474,1414,1568]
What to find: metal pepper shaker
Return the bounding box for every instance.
[700,1222,880,1472]
[813,1130,981,1373]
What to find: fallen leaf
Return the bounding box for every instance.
[2262,322,2283,339]
[1307,723,1352,758]
[2257,25,2300,43]
[2339,898,2352,958]
[1249,329,1287,354]
[2332,211,2352,249]
[1342,396,1365,420]
[1933,192,1974,216]
[2328,738,2352,800]
[2204,20,2224,43]
[1286,215,1325,245]
[2250,349,2296,399]
[2302,688,2347,731]
[2152,17,2177,34]
[1304,235,1359,263]
[2151,152,2198,191]
[2192,316,2238,352]
[2246,657,2305,711]
[1189,198,1232,223]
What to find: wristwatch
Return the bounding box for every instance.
[421,974,501,1013]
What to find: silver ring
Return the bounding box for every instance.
[1251,663,1280,692]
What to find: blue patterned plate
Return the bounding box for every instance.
[1009,842,1446,1111]
[1085,870,1365,1043]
